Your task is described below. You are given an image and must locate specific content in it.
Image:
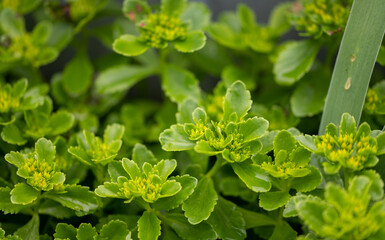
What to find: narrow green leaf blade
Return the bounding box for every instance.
[319,0,385,133]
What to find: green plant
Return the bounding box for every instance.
[0,0,384,239]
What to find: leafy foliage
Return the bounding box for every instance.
[0,0,384,239]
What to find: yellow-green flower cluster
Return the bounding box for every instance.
[5,138,65,192]
[88,139,114,162]
[296,176,385,240]
[365,88,380,114]
[206,95,224,122]
[23,154,57,191]
[2,34,41,67]
[1,0,19,11]
[139,13,187,48]
[128,172,163,203]
[0,85,20,113]
[315,129,377,172]
[291,0,351,38]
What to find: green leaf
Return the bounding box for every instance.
[153,160,177,181]
[10,183,39,205]
[162,65,201,103]
[207,23,245,50]
[232,162,271,192]
[194,141,223,155]
[180,2,211,31]
[1,124,27,145]
[360,170,384,201]
[319,0,385,133]
[62,53,93,95]
[223,81,252,121]
[273,40,320,86]
[296,199,328,236]
[122,158,141,180]
[76,223,97,240]
[4,151,25,168]
[259,191,291,211]
[339,113,357,135]
[269,221,297,240]
[160,124,196,151]
[138,211,161,240]
[163,213,216,240]
[96,64,155,94]
[376,132,385,155]
[268,3,292,36]
[108,160,130,182]
[153,175,197,211]
[44,185,99,215]
[182,177,218,224]
[238,208,276,229]
[237,4,255,29]
[290,76,329,117]
[290,166,322,192]
[95,182,122,198]
[176,99,199,124]
[161,0,186,15]
[378,45,385,66]
[296,135,317,152]
[68,146,93,166]
[0,187,27,214]
[273,130,296,155]
[238,117,269,142]
[174,31,206,53]
[0,8,25,38]
[54,223,77,240]
[113,34,149,57]
[31,21,52,45]
[99,220,130,240]
[206,197,246,240]
[38,199,74,219]
[222,65,256,91]
[14,214,39,240]
[132,143,158,168]
[49,111,75,136]
[104,124,125,144]
[35,138,56,163]
[46,22,74,50]
[160,180,182,197]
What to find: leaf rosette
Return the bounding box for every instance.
[96,144,183,204]
[295,175,385,239]
[113,0,206,56]
[253,130,321,210]
[299,113,385,174]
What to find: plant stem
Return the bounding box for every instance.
[135,198,152,211]
[205,156,225,178]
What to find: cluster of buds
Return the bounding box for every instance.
[5,138,65,192]
[365,88,380,114]
[259,131,312,179]
[1,34,41,67]
[0,84,20,113]
[96,159,181,204]
[291,0,351,38]
[138,13,187,48]
[296,176,385,239]
[315,126,378,172]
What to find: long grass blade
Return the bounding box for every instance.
[319,0,385,134]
